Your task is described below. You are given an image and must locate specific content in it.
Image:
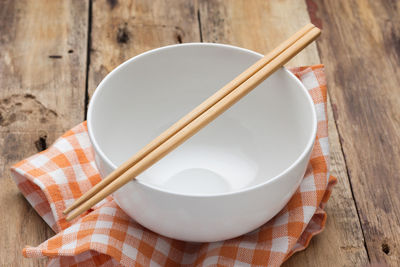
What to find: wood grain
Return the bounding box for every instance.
[199,0,320,67]
[0,0,88,265]
[88,0,201,97]
[312,0,400,265]
[198,0,369,266]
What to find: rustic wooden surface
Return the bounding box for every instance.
[0,0,397,266]
[0,0,88,266]
[311,1,400,265]
[88,0,201,97]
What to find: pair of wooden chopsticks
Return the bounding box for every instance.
[64,24,321,221]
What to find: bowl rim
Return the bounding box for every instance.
[87,42,317,198]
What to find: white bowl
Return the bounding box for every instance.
[88,43,317,242]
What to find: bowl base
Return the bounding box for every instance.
[162,168,231,195]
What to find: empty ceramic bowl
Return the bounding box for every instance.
[87,43,317,242]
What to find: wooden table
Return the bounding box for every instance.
[1,1,399,266]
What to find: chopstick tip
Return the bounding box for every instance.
[63,207,71,215]
[65,213,75,222]
[312,26,322,36]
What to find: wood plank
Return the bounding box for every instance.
[311,0,400,265]
[0,0,88,266]
[198,0,369,266]
[88,0,201,97]
[198,0,319,67]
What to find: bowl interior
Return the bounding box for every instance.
[89,44,315,196]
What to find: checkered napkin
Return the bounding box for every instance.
[11,65,336,267]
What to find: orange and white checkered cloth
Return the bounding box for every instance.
[11,65,336,267]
